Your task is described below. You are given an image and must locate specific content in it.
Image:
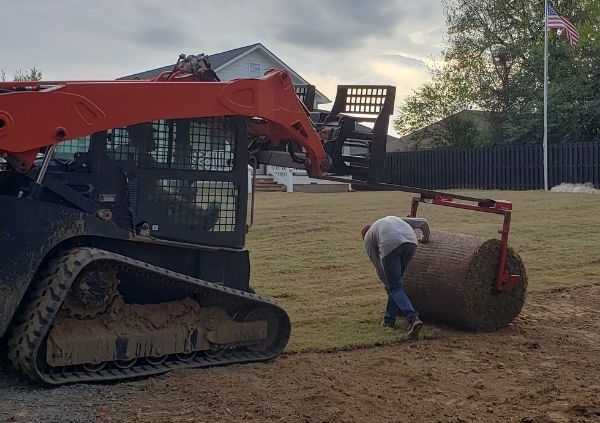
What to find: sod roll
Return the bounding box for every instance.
[403,231,527,331]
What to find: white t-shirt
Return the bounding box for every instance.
[363,216,429,284]
[364,216,423,257]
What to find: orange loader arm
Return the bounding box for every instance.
[0,70,329,176]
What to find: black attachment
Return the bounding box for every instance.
[294,84,316,111]
[314,85,395,183]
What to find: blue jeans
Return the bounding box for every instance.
[382,243,419,325]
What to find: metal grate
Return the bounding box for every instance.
[108,118,235,171]
[109,122,167,167]
[294,84,316,110]
[109,126,139,162]
[151,120,172,165]
[333,87,392,116]
[148,179,238,232]
[54,136,91,159]
[180,118,235,171]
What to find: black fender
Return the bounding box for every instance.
[0,195,128,338]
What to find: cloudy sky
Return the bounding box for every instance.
[1,0,447,135]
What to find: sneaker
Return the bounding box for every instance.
[407,319,423,339]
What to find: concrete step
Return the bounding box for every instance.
[255,179,279,184]
[256,186,286,192]
[254,177,286,192]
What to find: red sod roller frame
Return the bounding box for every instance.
[409,194,520,293]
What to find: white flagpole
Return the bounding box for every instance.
[543,0,549,190]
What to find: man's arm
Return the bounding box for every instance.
[364,237,388,288]
[402,217,431,242]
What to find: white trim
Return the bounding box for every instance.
[248,62,261,78]
[264,166,350,192]
[266,166,294,192]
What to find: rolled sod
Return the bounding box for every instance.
[403,231,527,331]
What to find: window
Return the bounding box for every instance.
[54,136,90,160]
[107,117,236,171]
[150,179,238,232]
[249,63,261,78]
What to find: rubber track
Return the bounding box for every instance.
[7,247,291,385]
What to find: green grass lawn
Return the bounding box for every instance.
[246,190,600,352]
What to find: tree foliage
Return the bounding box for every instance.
[1,67,43,81]
[13,67,43,81]
[395,0,600,148]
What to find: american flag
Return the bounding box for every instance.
[547,3,580,46]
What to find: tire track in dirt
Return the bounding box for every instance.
[1,285,599,423]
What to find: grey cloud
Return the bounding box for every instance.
[413,2,443,20]
[133,25,193,48]
[0,0,445,84]
[378,54,426,69]
[267,0,407,50]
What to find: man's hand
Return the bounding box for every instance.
[413,227,430,244]
[404,218,431,244]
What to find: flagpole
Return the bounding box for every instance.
[543,0,549,190]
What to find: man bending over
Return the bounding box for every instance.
[361,216,430,339]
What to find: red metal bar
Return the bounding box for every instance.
[0,70,328,177]
[430,196,512,214]
[496,211,520,292]
[410,194,520,292]
[409,196,420,218]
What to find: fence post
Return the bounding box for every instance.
[287,171,293,193]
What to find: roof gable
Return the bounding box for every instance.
[214,44,302,81]
[117,43,330,104]
[210,44,261,69]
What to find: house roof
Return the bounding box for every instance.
[117,44,259,80]
[118,43,330,104]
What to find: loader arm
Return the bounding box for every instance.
[0,70,329,176]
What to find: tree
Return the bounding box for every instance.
[13,67,43,81]
[395,67,483,148]
[502,0,600,143]
[396,0,600,148]
[1,67,43,81]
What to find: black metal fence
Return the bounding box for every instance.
[384,142,600,190]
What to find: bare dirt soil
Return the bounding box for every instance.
[1,284,599,423]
